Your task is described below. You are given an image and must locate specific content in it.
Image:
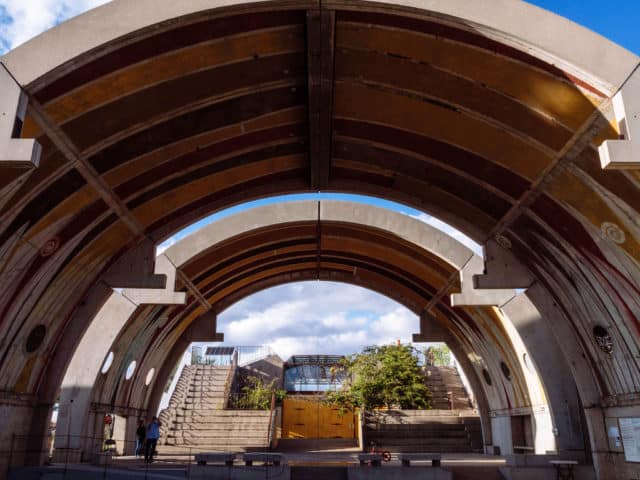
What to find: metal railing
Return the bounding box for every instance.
[189,345,275,367]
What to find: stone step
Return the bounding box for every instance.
[365,417,469,425]
[164,441,269,449]
[170,423,271,431]
[176,410,271,417]
[188,383,227,388]
[183,398,226,405]
[369,431,469,439]
[366,409,475,415]
[167,432,268,440]
[366,437,471,447]
[369,444,475,453]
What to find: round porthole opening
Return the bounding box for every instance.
[25,325,46,353]
[482,368,492,386]
[145,368,155,386]
[101,352,114,374]
[500,361,511,381]
[125,360,137,380]
[593,325,613,354]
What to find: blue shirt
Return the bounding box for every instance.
[147,421,160,439]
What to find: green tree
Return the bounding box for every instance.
[326,344,431,410]
[426,344,451,367]
[234,376,286,410]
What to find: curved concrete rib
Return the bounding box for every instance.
[55,254,185,450]
[165,200,518,306]
[65,200,560,456]
[1,0,636,94]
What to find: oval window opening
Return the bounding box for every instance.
[26,325,46,353]
[593,325,613,354]
[500,361,511,381]
[482,368,492,386]
[125,360,137,380]
[145,368,155,386]
[101,352,114,374]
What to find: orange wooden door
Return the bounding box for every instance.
[282,398,356,439]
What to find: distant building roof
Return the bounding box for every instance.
[285,355,343,366]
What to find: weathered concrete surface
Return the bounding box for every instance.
[0,1,639,479]
[347,466,451,480]
[500,465,595,480]
[2,0,637,93]
[55,255,185,452]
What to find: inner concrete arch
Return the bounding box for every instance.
[0,0,638,478]
[59,201,565,461]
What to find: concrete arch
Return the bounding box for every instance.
[0,0,638,478]
[64,201,562,460]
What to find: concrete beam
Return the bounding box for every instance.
[184,310,224,343]
[451,256,516,306]
[306,8,335,189]
[0,65,41,168]
[412,311,447,342]
[599,66,640,169]
[121,254,185,305]
[102,238,166,289]
[473,239,535,290]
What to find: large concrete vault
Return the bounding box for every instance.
[0,0,639,478]
[60,200,556,461]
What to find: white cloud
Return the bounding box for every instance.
[0,0,110,53]
[216,282,419,360]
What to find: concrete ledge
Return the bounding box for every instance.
[193,465,290,480]
[348,466,451,480]
[499,465,594,480]
[2,0,637,94]
[243,452,284,466]
[358,453,382,466]
[398,453,442,467]
[195,451,236,465]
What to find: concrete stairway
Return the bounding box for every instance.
[364,410,483,453]
[159,364,272,451]
[424,365,473,410]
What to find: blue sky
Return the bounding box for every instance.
[1,1,637,358]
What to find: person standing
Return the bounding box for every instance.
[144,417,161,463]
[135,419,146,458]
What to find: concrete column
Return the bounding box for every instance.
[501,290,584,453]
[0,393,40,473]
[491,415,513,455]
[124,416,140,456]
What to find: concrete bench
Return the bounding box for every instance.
[513,445,535,454]
[358,453,383,466]
[194,452,236,466]
[243,452,284,466]
[398,453,442,467]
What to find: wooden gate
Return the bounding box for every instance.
[282,398,356,439]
